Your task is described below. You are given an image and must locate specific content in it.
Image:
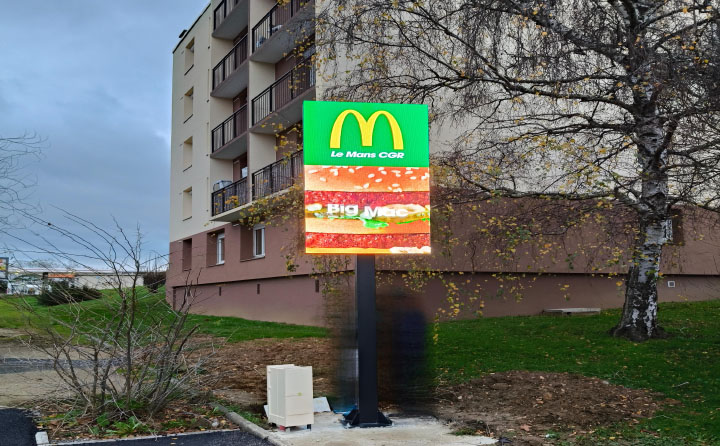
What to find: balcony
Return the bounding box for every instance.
[211,105,248,160]
[250,57,315,133]
[210,151,302,222]
[211,177,249,217]
[251,0,315,63]
[213,0,248,40]
[252,150,303,200]
[211,35,249,98]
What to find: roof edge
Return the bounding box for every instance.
[173,3,211,53]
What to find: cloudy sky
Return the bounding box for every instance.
[1,1,206,268]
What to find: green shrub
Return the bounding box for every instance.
[142,271,166,292]
[37,280,102,306]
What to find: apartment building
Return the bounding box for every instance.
[168,1,720,327]
[168,0,328,325]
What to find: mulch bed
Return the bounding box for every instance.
[435,370,674,445]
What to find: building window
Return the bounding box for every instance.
[669,208,684,245]
[182,187,192,219]
[184,38,195,73]
[183,137,193,170]
[217,232,225,264]
[182,238,192,271]
[253,225,265,258]
[184,87,194,121]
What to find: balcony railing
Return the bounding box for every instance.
[212,105,248,153]
[252,150,303,200]
[214,0,243,31]
[251,57,315,125]
[213,35,248,89]
[212,177,249,216]
[252,0,305,52]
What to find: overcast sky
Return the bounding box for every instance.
[0,1,206,268]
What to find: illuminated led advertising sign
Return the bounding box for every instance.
[303,101,430,254]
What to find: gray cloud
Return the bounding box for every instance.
[0,0,205,266]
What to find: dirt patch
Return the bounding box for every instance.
[435,370,669,445]
[200,339,668,445]
[33,399,228,442]
[202,337,335,407]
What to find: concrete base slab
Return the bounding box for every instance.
[275,412,495,446]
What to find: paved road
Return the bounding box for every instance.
[0,357,115,374]
[0,408,37,446]
[58,430,271,445]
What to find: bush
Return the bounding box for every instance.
[37,280,102,306]
[142,271,166,292]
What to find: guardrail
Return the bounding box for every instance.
[212,35,248,89]
[252,150,303,200]
[213,0,243,31]
[251,0,304,53]
[212,177,249,216]
[251,56,314,125]
[212,105,248,153]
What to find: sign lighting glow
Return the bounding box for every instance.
[303,101,430,254]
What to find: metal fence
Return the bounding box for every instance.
[211,177,249,216]
[251,0,304,52]
[213,0,243,30]
[252,150,303,200]
[251,56,315,125]
[212,105,248,153]
[212,35,248,89]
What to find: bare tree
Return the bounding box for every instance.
[320,0,720,341]
[6,210,213,431]
[0,134,43,230]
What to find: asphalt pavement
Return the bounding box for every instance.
[0,408,37,446]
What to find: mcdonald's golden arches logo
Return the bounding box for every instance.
[329,110,404,151]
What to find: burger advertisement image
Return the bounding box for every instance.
[302,101,430,254]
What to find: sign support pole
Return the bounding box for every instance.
[343,254,391,427]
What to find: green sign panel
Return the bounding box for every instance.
[303,101,429,167]
[302,101,431,255]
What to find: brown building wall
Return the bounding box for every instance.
[167,203,720,327]
[177,275,325,326]
[169,270,719,327]
[378,273,720,320]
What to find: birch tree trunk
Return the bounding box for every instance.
[610,107,670,341]
[610,218,669,341]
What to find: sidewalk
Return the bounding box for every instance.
[273,412,496,446]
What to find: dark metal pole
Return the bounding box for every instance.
[343,254,391,427]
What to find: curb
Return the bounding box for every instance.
[213,404,289,446]
[36,431,49,445]
[50,429,239,445]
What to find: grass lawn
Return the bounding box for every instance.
[4,289,717,444]
[0,288,326,342]
[429,299,720,444]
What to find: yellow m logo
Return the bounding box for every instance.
[329,110,404,150]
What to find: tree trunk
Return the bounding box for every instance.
[610,218,669,341]
[611,102,670,342]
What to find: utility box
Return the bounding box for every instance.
[267,364,314,429]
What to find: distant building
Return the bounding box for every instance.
[6,268,145,294]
